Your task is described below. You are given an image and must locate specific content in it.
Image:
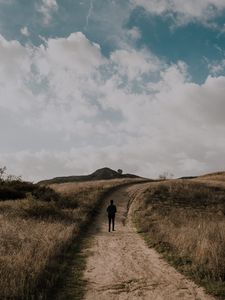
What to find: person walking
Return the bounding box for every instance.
[107,200,117,232]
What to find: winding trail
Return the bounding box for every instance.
[83,184,215,300]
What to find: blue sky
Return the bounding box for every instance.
[128,7,225,82]
[1,0,225,181]
[2,0,225,80]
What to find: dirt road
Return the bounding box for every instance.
[83,184,215,300]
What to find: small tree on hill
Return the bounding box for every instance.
[117,169,123,175]
[0,166,7,182]
[158,171,174,180]
[0,166,22,182]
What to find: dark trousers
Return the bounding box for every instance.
[108,215,115,232]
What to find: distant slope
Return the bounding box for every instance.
[38,167,142,184]
[179,171,225,181]
[178,176,198,180]
[191,171,225,189]
[197,171,225,180]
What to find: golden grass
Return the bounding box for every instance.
[0,215,74,299]
[51,178,134,194]
[197,171,225,180]
[193,171,225,188]
[129,180,225,298]
[0,178,140,299]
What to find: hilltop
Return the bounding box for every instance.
[38,167,142,184]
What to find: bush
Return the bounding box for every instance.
[31,186,60,202]
[0,180,35,201]
[0,185,25,200]
[0,179,62,203]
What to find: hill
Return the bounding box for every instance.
[196,171,225,180]
[179,170,225,181]
[38,167,142,184]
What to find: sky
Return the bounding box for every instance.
[1,0,225,181]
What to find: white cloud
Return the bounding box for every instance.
[126,27,141,41]
[37,0,58,25]
[110,48,161,80]
[132,0,225,26]
[41,32,103,74]
[0,35,32,111]
[20,26,30,37]
[208,59,225,75]
[0,32,225,181]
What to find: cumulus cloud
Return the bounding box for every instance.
[0,35,33,111]
[40,32,103,74]
[37,0,58,25]
[0,32,225,181]
[110,48,162,80]
[132,0,225,26]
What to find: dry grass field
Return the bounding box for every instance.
[129,174,225,299]
[0,178,139,300]
[1,170,224,299]
[197,171,225,182]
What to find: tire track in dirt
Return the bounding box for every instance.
[83,184,215,300]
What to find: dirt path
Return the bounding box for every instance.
[83,184,215,300]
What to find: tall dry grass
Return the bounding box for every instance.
[0,215,74,299]
[0,178,139,299]
[129,180,225,297]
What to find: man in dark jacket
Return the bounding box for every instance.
[107,200,117,232]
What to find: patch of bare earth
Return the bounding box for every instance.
[83,185,214,300]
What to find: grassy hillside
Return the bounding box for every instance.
[192,171,225,188]
[197,171,225,181]
[38,167,141,184]
[128,176,225,299]
[0,177,143,299]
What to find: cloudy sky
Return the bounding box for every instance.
[1,0,225,181]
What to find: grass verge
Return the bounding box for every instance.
[128,180,225,299]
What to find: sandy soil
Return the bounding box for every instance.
[83,184,215,300]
